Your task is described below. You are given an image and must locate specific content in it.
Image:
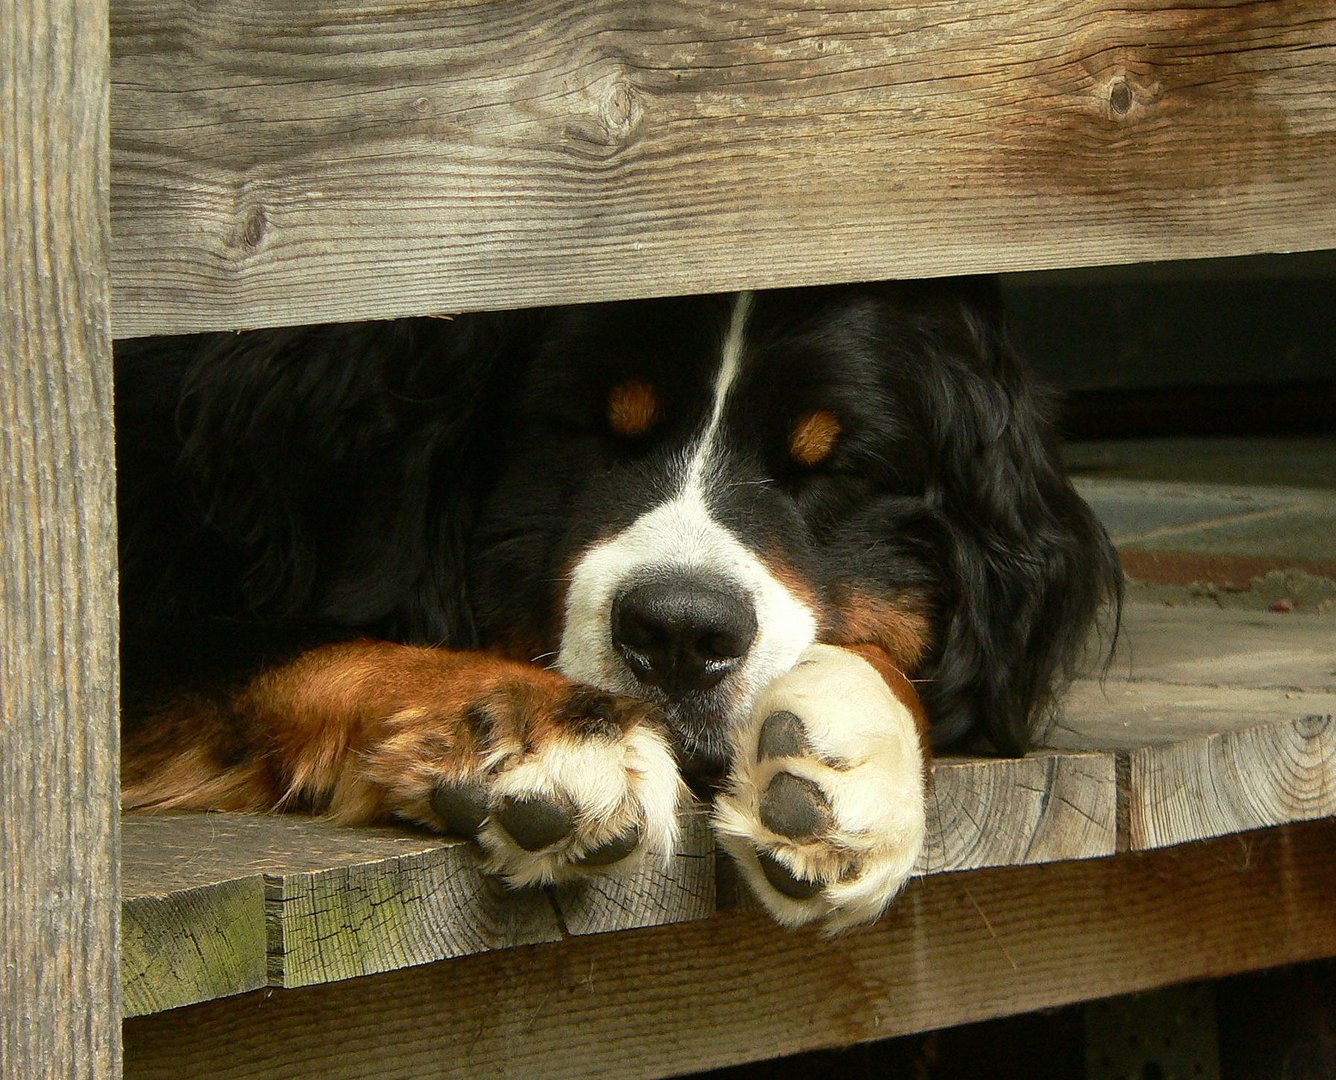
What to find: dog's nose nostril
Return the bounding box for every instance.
[611,580,757,697]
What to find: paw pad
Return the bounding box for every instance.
[713,643,929,930]
[756,851,822,900]
[495,794,577,851]
[758,772,830,840]
[431,781,490,841]
[756,710,810,761]
[573,823,643,866]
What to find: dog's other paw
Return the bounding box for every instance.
[359,666,683,888]
[713,644,927,932]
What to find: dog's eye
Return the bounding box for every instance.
[607,379,660,438]
[788,410,842,468]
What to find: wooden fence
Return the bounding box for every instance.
[3,2,1334,1077]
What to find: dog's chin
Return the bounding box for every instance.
[655,698,737,794]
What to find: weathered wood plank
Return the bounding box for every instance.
[1128,713,1334,851]
[123,881,266,1019]
[0,0,119,1075]
[1095,603,1336,693]
[122,821,1336,1080]
[1053,681,1336,849]
[120,813,565,1013]
[919,750,1118,874]
[122,812,460,897]
[1048,602,1336,850]
[109,1,1336,336]
[551,807,716,937]
[120,603,1334,1013]
[266,844,561,989]
[118,751,1113,1009]
[122,742,1119,1012]
[1031,600,1336,852]
[1052,680,1336,750]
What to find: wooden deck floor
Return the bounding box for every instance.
[122,601,1335,1020]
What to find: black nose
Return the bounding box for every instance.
[611,579,757,698]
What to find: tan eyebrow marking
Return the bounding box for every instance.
[789,409,842,466]
[607,379,660,437]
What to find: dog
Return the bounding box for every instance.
[115,277,1120,931]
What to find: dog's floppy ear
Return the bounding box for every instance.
[914,280,1122,755]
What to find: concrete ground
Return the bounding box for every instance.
[1068,438,1336,617]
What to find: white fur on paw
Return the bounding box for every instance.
[474,722,684,888]
[713,643,926,933]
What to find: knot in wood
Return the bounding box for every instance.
[1108,78,1134,118]
[236,205,268,252]
[600,76,642,143]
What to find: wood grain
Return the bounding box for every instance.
[123,881,266,1019]
[1129,712,1334,850]
[109,0,1336,336]
[122,821,1336,1080]
[120,745,1120,1012]
[120,813,565,1014]
[551,807,716,937]
[266,844,561,989]
[919,750,1118,874]
[0,0,119,1075]
[1054,678,1336,850]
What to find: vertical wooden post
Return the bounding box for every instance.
[1,0,119,1076]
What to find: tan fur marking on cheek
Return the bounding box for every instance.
[833,592,932,672]
[608,379,660,437]
[789,409,842,466]
[759,554,826,628]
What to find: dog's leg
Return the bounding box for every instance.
[712,643,929,932]
[122,641,683,886]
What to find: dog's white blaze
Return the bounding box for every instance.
[558,291,819,726]
[685,290,752,489]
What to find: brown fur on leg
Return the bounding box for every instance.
[120,641,603,826]
[121,691,283,814]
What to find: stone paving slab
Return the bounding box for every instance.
[1075,472,1336,615]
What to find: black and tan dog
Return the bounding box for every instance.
[116,278,1119,931]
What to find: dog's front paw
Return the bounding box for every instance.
[362,674,683,888]
[713,644,927,932]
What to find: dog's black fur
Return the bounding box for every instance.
[117,277,1120,769]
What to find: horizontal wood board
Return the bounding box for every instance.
[110,1,1336,336]
[121,603,1336,1016]
[124,821,1336,1080]
[1051,604,1336,851]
